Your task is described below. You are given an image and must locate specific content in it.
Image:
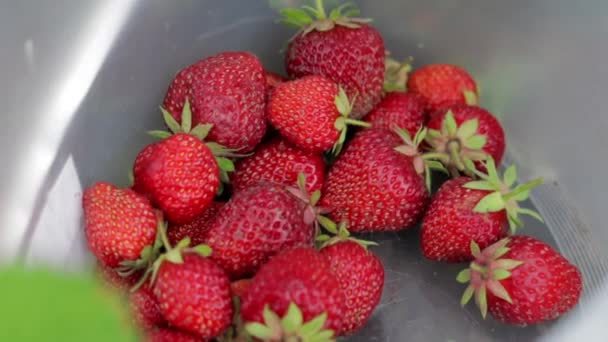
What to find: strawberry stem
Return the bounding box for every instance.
[315,0,327,19]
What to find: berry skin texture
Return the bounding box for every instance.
[130,285,166,331]
[162,51,266,153]
[167,202,223,247]
[265,71,287,100]
[364,92,429,137]
[407,64,478,111]
[321,129,429,232]
[420,177,507,262]
[241,247,347,335]
[267,75,341,153]
[133,133,219,225]
[320,241,384,334]
[147,328,203,342]
[287,24,385,119]
[231,138,325,194]
[428,104,506,170]
[154,254,232,339]
[83,182,157,268]
[204,183,314,279]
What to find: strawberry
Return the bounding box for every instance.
[457,236,582,325]
[317,222,384,334]
[425,104,506,176]
[149,233,233,340]
[147,328,202,342]
[267,75,369,155]
[130,284,166,330]
[204,183,315,279]
[134,101,239,225]
[231,137,325,193]
[230,279,252,300]
[167,201,223,247]
[320,128,429,232]
[421,160,544,262]
[363,92,428,137]
[162,51,266,152]
[281,1,384,119]
[382,54,412,92]
[83,182,158,268]
[407,64,479,111]
[242,247,346,340]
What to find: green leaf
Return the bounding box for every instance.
[473,191,506,213]
[297,173,307,193]
[334,87,351,116]
[517,207,544,223]
[470,240,481,258]
[245,322,275,340]
[300,312,327,337]
[280,8,314,27]
[487,280,513,304]
[148,130,172,139]
[460,285,475,307]
[493,269,511,280]
[165,249,184,264]
[463,90,478,105]
[161,107,182,134]
[510,189,530,201]
[476,283,488,319]
[503,165,518,187]
[189,123,213,140]
[442,110,458,136]
[464,135,487,150]
[456,269,471,283]
[310,190,321,207]
[181,98,192,133]
[309,329,335,342]
[282,303,303,334]
[176,237,191,249]
[495,259,524,270]
[463,180,496,191]
[316,234,331,242]
[0,267,138,341]
[394,127,413,144]
[485,158,499,181]
[192,244,213,258]
[457,119,479,139]
[317,215,338,234]
[217,157,235,172]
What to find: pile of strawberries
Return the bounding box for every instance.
[83,1,583,341]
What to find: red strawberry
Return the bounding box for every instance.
[407,64,478,111]
[130,284,166,330]
[231,137,325,193]
[421,160,544,262]
[265,71,287,100]
[147,328,202,342]
[282,1,384,119]
[321,129,428,232]
[242,247,346,340]
[318,223,384,334]
[133,133,219,225]
[167,201,223,247]
[83,182,158,268]
[364,92,428,137]
[268,75,369,155]
[458,236,582,325]
[425,104,505,176]
[162,51,266,152]
[153,249,232,339]
[204,183,315,279]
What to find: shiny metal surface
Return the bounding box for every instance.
[1,1,607,341]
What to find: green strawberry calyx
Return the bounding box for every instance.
[130,218,213,291]
[149,98,247,188]
[463,158,544,234]
[316,219,378,250]
[332,86,371,156]
[285,173,330,237]
[425,110,489,177]
[245,303,335,342]
[393,126,449,192]
[383,54,413,93]
[280,0,372,38]
[457,239,524,319]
